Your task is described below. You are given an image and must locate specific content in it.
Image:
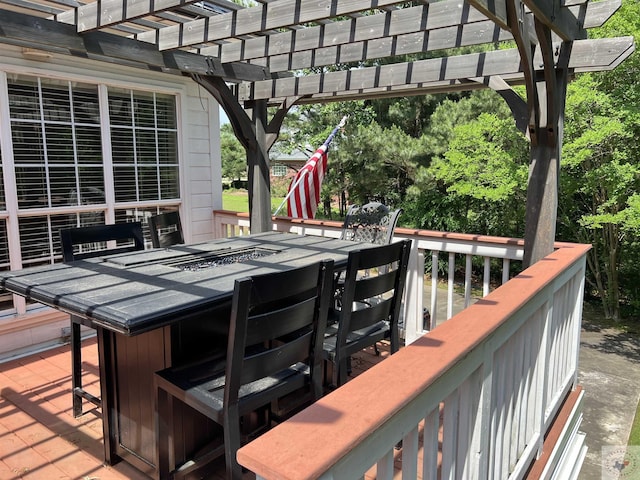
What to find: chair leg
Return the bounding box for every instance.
[337,356,349,387]
[71,319,101,417]
[71,320,83,418]
[224,407,243,480]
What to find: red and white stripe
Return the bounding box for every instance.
[286,144,328,219]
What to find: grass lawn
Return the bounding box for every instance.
[222,189,284,213]
[630,409,640,445]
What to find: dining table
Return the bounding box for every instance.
[0,231,368,478]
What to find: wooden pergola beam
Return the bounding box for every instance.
[523,0,587,40]
[135,0,429,50]
[237,36,634,103]
[0,9,273,82]
[56,0,202,31]
[233,0,617,73]
[203,1,490,63]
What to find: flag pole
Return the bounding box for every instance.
[273,115,347,216]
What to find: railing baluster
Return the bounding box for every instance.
[464,254,473,308]
[447,252,455,320]
[502,257,510,284]
[423,406,440,480]
[477,348,494,480]
[442,390,459,480]
[402,427,419,479]
[376,450,394,480]
[430,250,439,329]
[483,256,491,297]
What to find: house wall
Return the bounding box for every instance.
[0,44,223,360]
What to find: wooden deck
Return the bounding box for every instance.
[0,336,391,479]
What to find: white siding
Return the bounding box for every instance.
[183,81,221,244]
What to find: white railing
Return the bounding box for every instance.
[213,211,588,480]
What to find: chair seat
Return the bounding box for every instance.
[323,321,390,361]
[155,360,311,423]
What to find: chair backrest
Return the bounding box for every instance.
[60,222,145,262]
[336,239,412,356]
[225,259,334,408]
[340,202,402,245]
[148,211,184,248]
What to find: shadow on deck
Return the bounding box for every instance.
[0,337,391,479]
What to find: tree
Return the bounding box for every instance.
[558,73,639,320]
[402,89,527,235]
[220,123,246,184]
[332,123,421,209]
[554,0,640,320]
[428,113,529,236]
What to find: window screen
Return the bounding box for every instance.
[9,77,104,210]
[109,88,180,203]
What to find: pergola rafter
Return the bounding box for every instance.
[238,36,632,103]
[0,0,634,263]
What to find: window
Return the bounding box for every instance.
[1,74,182,312]
[109,88,180,202]
[9,77,104,211]
[271,164,287,177]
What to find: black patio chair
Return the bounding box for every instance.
[323,239,411,388]
[148,210,184,248]
[60,222,144,417]
[154,259,334,480]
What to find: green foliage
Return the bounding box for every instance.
[433,113,528,202]
[420,89,514,161]
[370,94,451,138]
[402,89,527,236]
[558,71,640,319]
[220,123,246,181]
[331,122,420,209]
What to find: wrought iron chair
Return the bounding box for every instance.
[323,239,411,388]
[340,201,402,245]
[154,259,334,480]
[60,222,145,417]
[148,210,184,248]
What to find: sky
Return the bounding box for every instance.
[220,107,229,125]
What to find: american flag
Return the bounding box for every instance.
[284,116,346,219]
[286,144,329,219]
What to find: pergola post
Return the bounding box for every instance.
[524,131,561,265]
[191,75,296,233]
[492,0,575,267]
[245,100,272,233]
[522,32,571,266]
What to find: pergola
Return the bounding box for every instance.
[0,0,633,265]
